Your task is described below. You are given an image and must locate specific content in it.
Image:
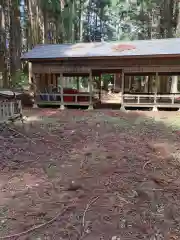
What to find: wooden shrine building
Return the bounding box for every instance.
[21,38,180,110]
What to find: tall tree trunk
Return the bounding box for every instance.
[10,1,21,86]
[174,0,180,37]
[43,11,48,43]
[68,0,75,42]
[4,0,11,87]
[169,0,180,94]
[25,0,33,48]
[55,5,64,43]
[0,2,6,86]
[79,0,83,42]
[166,0,174,38]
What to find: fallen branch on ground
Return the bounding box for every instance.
[143,160,152,170]
[0,205,74,239]
[78,196,99,240]
[82,196,99,228]
[4,124,36,144]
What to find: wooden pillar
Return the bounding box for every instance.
[144,76,148,93]
[120,70,125,111]
[0,72,3,88]
[114,74,116,90]
[52,74,56,89]
[32,73,40,108]
[153,72,158,111]
[98,75,101,101]
[76,77,80,90]
[129,76,132,91]
[29,62,32,85]
[59,73,65,110]
[88,70,93,110]
[48,73,51,91]
[40,74,44,91]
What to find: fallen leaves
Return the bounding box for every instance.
[0,109,180,239]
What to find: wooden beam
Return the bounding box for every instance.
[47,73,51,91]
[99,75,101,101]
[60,73,65,110]
[120,70,125,111]
[40,73,44,91]
[76,77,80,90]
[153,72,158,111]
[32,61,180,75]
[88,70,93,110]
[53,74,56,88]
[29,62,33,84]
[32,73,40,108]
[114,74,116,89]
[128,76,132,91]
[32,64,91,74]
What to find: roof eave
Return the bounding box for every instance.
[21,53,180,62]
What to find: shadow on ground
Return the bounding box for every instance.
[0,109,180,240]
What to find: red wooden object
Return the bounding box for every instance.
[63,88,78,102]
[77,92,90,102]
[112,44,136,52]
[55,88,90,103]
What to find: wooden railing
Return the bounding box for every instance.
[36,93,98,106]
[0,100,22,123]
[123,93,180,107]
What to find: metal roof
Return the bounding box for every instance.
[21,38,180,60]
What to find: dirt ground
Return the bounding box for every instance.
[1,109,180,240]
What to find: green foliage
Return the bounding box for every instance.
[2,0,180,87]
[102,74,113,82]
[11,70,29,89]
[101,74,113,89]
[41,0,61,13]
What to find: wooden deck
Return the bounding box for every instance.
[123,93,180,108]
[35,92,180,110]
[36,93,100,107]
